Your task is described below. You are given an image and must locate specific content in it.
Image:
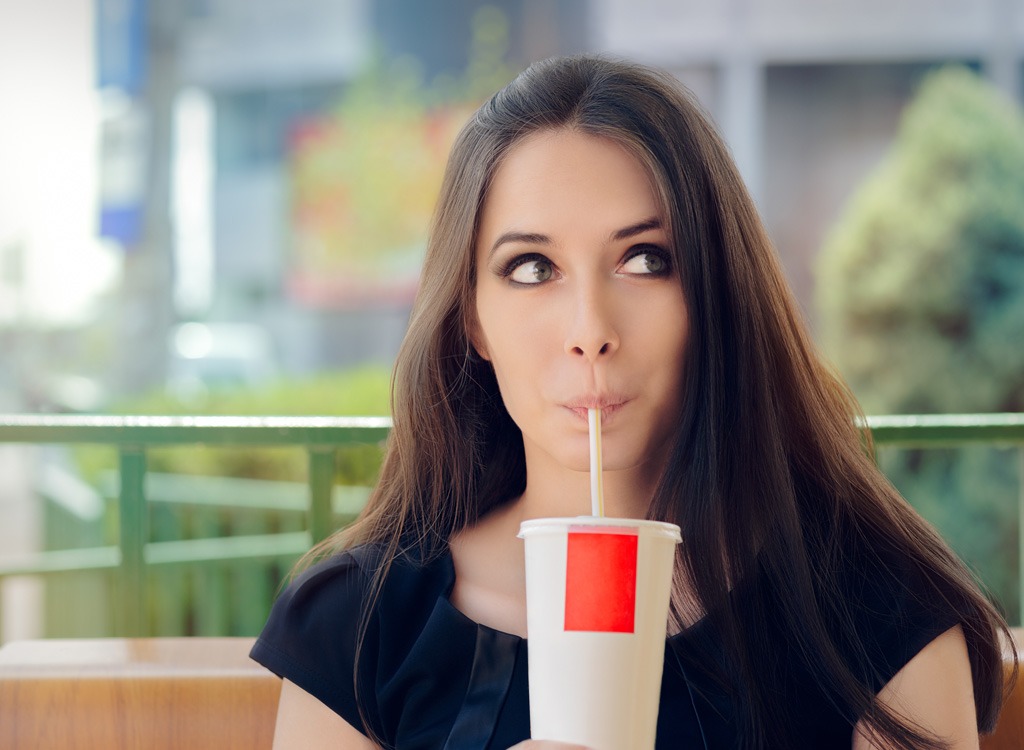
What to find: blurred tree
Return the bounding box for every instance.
[816,66,1024,619]
[75,365,392,485]
[288,7,515,289]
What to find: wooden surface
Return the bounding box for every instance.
[0,630,1021,748]
[0,637,280,750]
[981,627,1024,750]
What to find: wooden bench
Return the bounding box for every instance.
[0,632,1020,748]
[0,637,280,749]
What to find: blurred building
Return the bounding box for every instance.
[596,0,1023,323]
[112,0,587,397]
[105,0,1022,397]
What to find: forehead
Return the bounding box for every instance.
[477,129,663,242]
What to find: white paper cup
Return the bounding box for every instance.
[518,516,681,750]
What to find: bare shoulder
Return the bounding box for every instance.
[853,624,978,749]
[272,679,379,750]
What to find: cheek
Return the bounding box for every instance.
[486,357,539,439]
[477,294,554,363]
[635,295,689,362]
[641,300,689,416]
[670,319,689,383]
[487,335,536,396]
[474,310,522,389]
[662,294,690,364]
[475,312,552,425]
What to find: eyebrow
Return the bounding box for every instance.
[487,217,664,258]
[611,217,663,242]
[488,231,551,257]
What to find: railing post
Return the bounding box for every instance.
[118,447,147,636]
[308,447,336,546]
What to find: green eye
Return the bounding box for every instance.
[622,250,669,275]
[642,254,665,273]
[509,259,553,284]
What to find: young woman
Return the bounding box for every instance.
[251,55,1013,749]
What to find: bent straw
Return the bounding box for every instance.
[588,408,605,517]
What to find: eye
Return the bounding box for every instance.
[621,247,671,276]
[504,256,554,285]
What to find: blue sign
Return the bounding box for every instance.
[100,204,144,245]
[96,0,147,96]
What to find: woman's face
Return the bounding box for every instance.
[471,128,689,476]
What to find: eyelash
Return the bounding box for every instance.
[497,246,674,284]
[496,252,549,281]
[622,244,672,275]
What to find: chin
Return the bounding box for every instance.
[557,453,592,474]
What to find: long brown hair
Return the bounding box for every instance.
[308,55,1012,749]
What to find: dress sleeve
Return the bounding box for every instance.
[250,549,382,738]
[850,550,962,694]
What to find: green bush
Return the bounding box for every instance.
[75,365,392,486]
[816,66,1024,620]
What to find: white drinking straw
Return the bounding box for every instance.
[588,408,605,517]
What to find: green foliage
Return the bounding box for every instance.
[816,67,1024,619]
[289,6,516,281]
[818,66,1024,413]
[74,366,392,485]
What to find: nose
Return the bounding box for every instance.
[564,285,620,362]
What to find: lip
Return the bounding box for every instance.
[561,396,630,422]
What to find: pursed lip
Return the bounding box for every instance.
[561,396,630,421]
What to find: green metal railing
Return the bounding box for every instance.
[0,412,1022,633]
[866,413,1024,623]
[0,415,390,636]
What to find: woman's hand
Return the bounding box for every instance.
[508,742,592,749]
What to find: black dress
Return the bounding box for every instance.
[251,543,958,749]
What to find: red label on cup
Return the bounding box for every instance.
[564,529,638,633]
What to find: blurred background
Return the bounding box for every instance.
[0,0,1022,641]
